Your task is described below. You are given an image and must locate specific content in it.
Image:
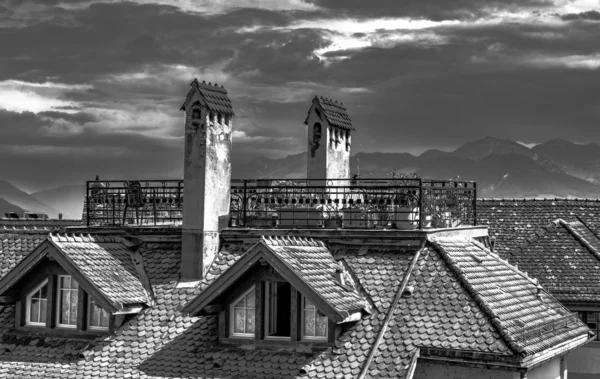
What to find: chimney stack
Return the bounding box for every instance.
[304,96,355,181]
[180,79,234,281]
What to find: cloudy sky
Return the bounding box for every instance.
[1,0,599,191]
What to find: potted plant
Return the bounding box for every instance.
[323,204,343,228]
[389,172,420,230]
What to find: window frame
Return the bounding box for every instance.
[229,285,256,338]
[56,275,79,329]
[264,281,291,341]
[25,279,49,327]
[87,296,110,331]
[301,296,328,341]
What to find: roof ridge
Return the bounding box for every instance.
[562,219,600,263]
[191,78,228,94]
[430,240,524,356]
[260,235,324,247]
[49,232,120,244]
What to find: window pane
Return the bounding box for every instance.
[60,290,69,324]
[69,290,78,324]
[246,309,255,333]
[246,290,255,308]
[90,303,99,326]
[316,315,327,337]
[72,279,79,290]
[233,297,245,309]
[234,308,245,333]
[40,299,47,323]
[304,299,315,309]
[61,276,70,289]
[99,308,109,328]
[304,310,315,337]
[39,284,48,299]
[30,299,40,323]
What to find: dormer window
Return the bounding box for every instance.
[26,279,48,326]
[88,297,110,330]
[302,298,328,340]
[57,275,79,328]
[230,286,256,337]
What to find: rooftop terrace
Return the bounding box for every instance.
[85,178,477,229]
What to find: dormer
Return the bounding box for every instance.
[0,233,151,337]
[181,236,369,348]
[304,96,355,181]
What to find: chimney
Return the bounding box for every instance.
[180,79,234,281]
[304,96,355,181]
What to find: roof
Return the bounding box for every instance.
[509,219,600,304]
[180,78,234,116]
[182,236,369,321]
[0,229,48,279]
[304,96,355,131]
[0,219,82,230]
[0,232,591,378]
[0,233,150,312]
[477,198,600,255]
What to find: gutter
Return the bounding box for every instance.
[357,239,427,379]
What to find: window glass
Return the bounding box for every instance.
[57,276,79,327]
[302,298,327,339]
[88,297,110,330]
[231,287,256,336]
[27,280,48,325]
[582,312,600,341]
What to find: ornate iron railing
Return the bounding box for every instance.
[229,178,476,229]
[85,178,477,228]
[85,180,183,226]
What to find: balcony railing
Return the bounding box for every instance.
[85,178,477,229]
[514,313,580,344]
[230,178,476,229]
[85,180,183,226]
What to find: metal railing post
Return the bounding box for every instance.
[418,178,423,230]
[473,182,477,225]
[243,180,248,227]
[86,181,90,227]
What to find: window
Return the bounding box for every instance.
[579,311,600,340]
[88,297,110,330]
[57,275,78,328]
[26,280,48,326]
[302,297,328,340]
[230,286,256,337]
[265,282,291,339]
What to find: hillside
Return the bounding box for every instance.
[532,139,600,185]
[31,184,84,220]
[0,198,25,215]
[0,181,57,217]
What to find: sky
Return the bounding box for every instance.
[0,0,599,192]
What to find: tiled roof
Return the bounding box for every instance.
[180,79,234,115]
[0,234,591,378]
[49,233,149,307]
[0,219,82,230]
[432,237,588,355]
[477,198,600,255]
[0,229,47,279]
[306,96,354,131]
[509,219,600,303]
[262,236,369,316]
[183,236,369,320]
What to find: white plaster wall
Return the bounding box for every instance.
[306,103,351,181]
[414,362,519,379]
[568,344,600,375]
[527,357,561,379]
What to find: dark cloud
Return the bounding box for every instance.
[306,0,553,20]
[561,10,600,21]
[1,0,600,191]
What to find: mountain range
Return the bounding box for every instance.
[2,137,600,219]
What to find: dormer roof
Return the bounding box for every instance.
[182,235,369,322]
[304,95,354,131]
[0,233,150,313]
[180,78,234,116]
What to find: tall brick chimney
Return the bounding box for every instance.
[304,96,354,181]
[180,79,234,281]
